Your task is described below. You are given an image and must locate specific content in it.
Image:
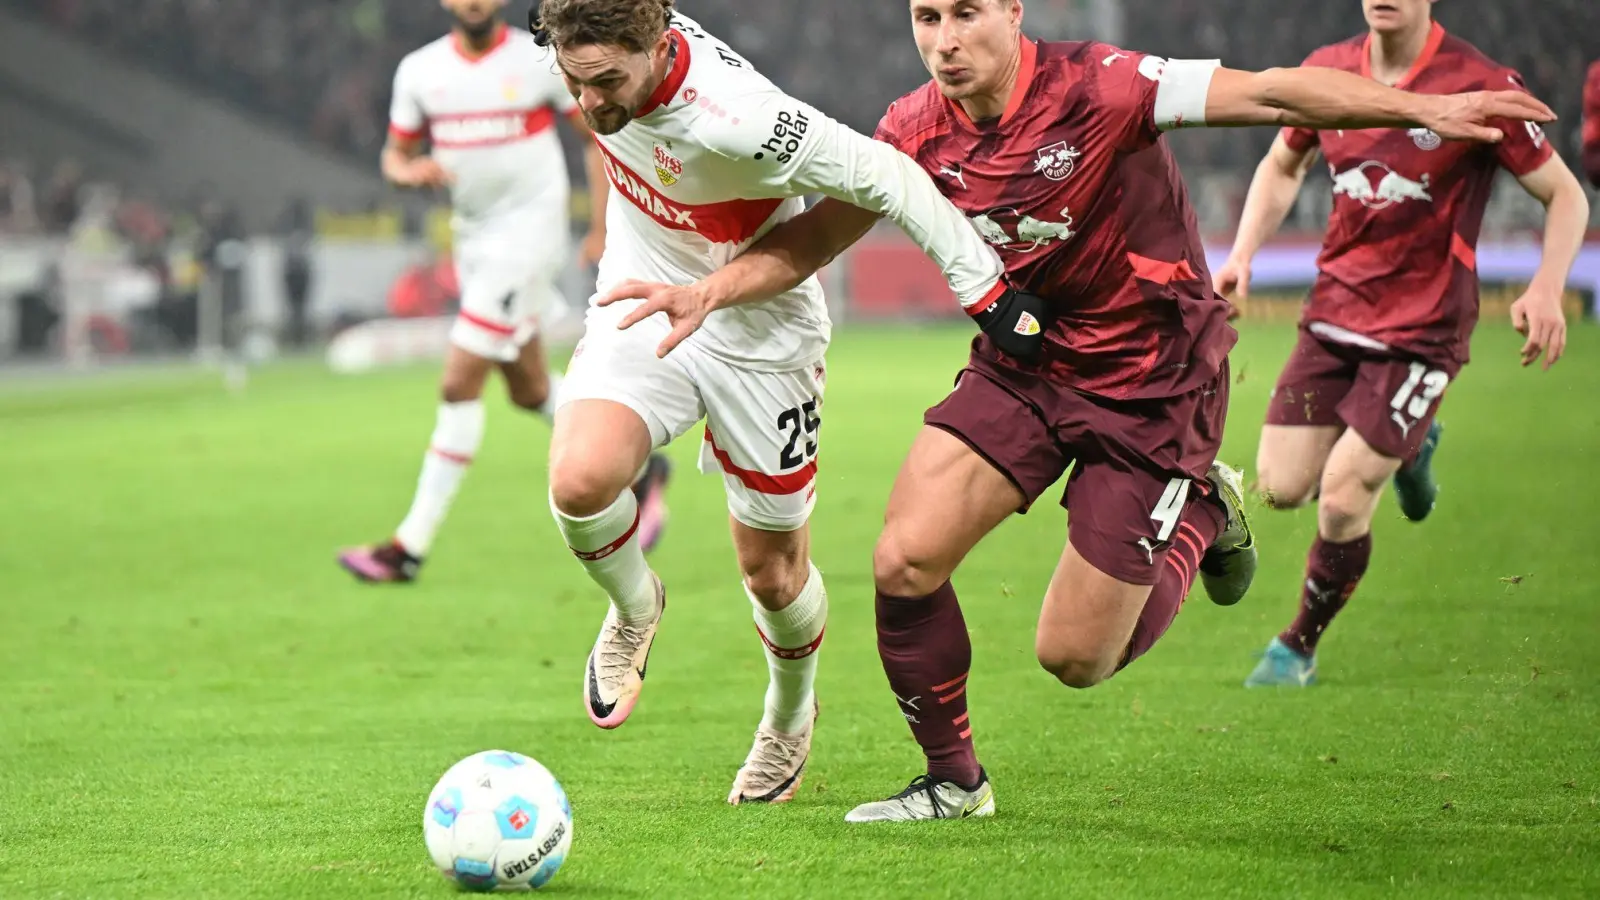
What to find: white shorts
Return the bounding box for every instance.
[560,303,826,532]
[450,229,568,363]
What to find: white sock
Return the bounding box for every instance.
[751,562,827,734]
[551,488,657,626]
[535,370,564,422]
[395,400,485,556]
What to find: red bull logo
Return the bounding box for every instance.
[970,206,1076,253]
[1331,161,1432,211]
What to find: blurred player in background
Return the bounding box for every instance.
[1214,0,1589,688]
[1583,60,1600,188]
[338,0,672,584]
[607,0,1554,821]
[531,0,1030,804]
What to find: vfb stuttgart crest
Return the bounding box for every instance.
[654,145,684,187]
[1033,142,1082,181]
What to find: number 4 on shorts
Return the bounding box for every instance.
[1149,478,1190,542]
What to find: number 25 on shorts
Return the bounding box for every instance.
[776,399,820,470]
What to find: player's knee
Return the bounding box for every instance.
[742,549,809,610]
[548,460,627,518]
[1034,642,1111,689]
[507,379,550,413]
[440,375,486,405]
[1317,479,1374,536]
[872,531,950,599]
[1255,461,1315,510]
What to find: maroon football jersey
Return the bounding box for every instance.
[1284,23,1553,365]
[874,38,1235,401]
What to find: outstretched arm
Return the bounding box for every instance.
[773,109,1003,313]
[700,199,881,309]
[1200,65,1555,141]
[598,198,879,357]
[602,97,1050,360]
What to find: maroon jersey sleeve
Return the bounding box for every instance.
[1085,43,1166,152]
[1489,69,1555,176]
[1580,60,1600,188]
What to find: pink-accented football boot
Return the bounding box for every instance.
[631,454,672,555]
[583,576,665,729]
[337,540,422,584]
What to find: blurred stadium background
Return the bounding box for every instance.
[0,0,1595,371]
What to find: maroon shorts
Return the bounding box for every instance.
[924,349,1229,586]
[1265,326,1459,463]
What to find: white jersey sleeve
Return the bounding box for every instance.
[388,54,427,139]
[698,89,1004,311]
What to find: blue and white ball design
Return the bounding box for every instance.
[423,750,572,891]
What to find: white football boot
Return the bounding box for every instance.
[844,770,996,822]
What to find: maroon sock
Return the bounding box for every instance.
[1280,534,1372,656]
[875,581,980,786]
[1118,495,1224,671]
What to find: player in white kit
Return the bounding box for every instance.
[338,0,672,584]
[531,0,1039,804]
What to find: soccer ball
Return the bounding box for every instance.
[423,750,573,891]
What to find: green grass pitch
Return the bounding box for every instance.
[2,322,1596,899]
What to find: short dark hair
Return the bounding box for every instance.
[531,0,674,53]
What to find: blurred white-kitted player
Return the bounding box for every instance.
[529,0,1037,805]
[339,0,673,584]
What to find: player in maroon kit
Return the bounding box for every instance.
[1583,60,1600,189]
[1213,0,1590,689]
[597,0,1552,820]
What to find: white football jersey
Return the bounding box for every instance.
[592,13,1004,372]
[389,27,576,240]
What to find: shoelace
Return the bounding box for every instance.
[594,621,649,690]
[888,774,947,819]
[741,731,802,786]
